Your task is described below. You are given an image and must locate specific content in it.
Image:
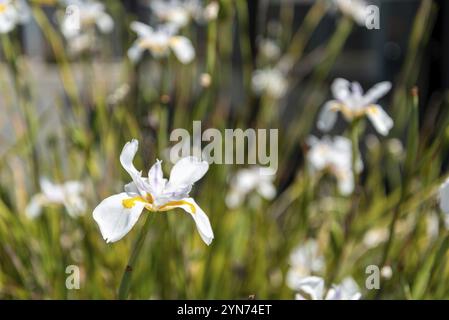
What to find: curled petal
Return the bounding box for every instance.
[165,198,214,245]
[317,100,339,132]
[169,36,195,64]
[366,105,393,136]
[120,139,149,194]
[168,156,209,188]
[93,193,145,243]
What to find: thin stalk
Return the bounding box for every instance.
[118,213,153,299]
[326,117,362,288]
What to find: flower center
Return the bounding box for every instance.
[0,3,8,13]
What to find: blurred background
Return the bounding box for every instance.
[1,0,449,299]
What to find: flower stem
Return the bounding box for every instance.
[326,117,361,289]
[118,213,153,299]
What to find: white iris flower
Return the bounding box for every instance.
[127,21,195,64]
[26,178,86,219]
[61,0,114,39]
[93,139,214,245]
[0,0,30,34]
[318,78,393,136]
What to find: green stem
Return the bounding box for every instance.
[118,214,153,299]
[326,117,361,289]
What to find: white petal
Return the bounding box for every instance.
[331,78,351,102]
[168,156,209,188]
[317,100,339,132]
[169,36,195,64]
[362,81,392,106]
[96,13,114,33]
[439,177,449,214]
[40,177,57,196]
[295,276,325,300]
[0,17,15,33]
[327,277,361,300]
[64,195,86,218]
[93,193,145,243]
[170,197,214,245]
[127,43,144,63]
[130,21,153,37]
[337,169,354,195]
[64,181,84,194]
[257,182,276,200]
[25,194,46,219]
[148,159,166,194]
[119,139,149,194]
[366,105,393,136]
[124,181,140,196]
[225,189,244,209]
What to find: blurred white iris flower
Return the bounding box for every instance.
[149,0,219,30]
[26,178,86,219]
[318,78,393,136]
[0,0,30,33]
[93,139,214,245]
[294,276,361,300]
[127,21,195,64]
[225,166,276,209]
[61,0,114,39]
[286,240,325,290]
[307,135,363,195]
[251,68,288,99]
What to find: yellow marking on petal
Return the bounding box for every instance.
[330,103,342,112]
[0,4,8,13]
[366,105,378,114]
[122,196,146,209]
[158,200,196,213]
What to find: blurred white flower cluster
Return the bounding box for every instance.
[26,178,86,218]
[307,135,363,195]
[225,166,276,209]
[128,0,219,64]
[287,241,360,300]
